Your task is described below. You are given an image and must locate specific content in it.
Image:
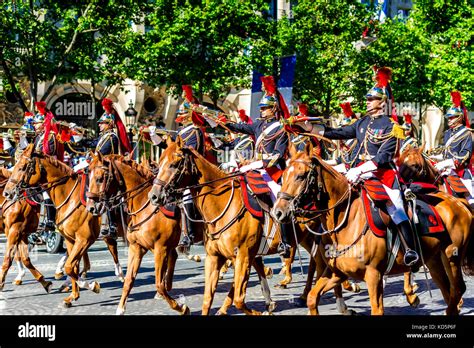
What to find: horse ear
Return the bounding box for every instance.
[288,141,298,158]
[97,151,103,162]
[304,141,313,157]
[166,135,173,146]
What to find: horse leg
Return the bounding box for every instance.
[403,272,420,308]
[116,242,146,315]
[54,253,68,280]
[0,229,20,291]
[424,252,451,309]
[445,244,466,313]
[164,248,178,292]
[219,259,232,280]
[342,279,361,293]
[296,256,316,307]
[232,251,262,316]
[18,240,52,293]
[439,250,461,315]
[202,254,226,315]
[13,253,26,285]
[277,247,295,289]
[154,246,190,315]
[364,267,384,315]
[253,257,276,313]
[307,267,343,315]
[63,240,97,307]
[104,237,124,282]
[79,252,91,279]
[216,283,234,316]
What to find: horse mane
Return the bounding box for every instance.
[0,167,11,179]
[399,146,438,182]
[107,155,155,180]
[42,155,76,177]
[186,146,227,178]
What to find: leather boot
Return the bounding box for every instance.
[397,220,419,266]
[277,223,292,258]
[178,203,196,248]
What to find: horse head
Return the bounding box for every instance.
[149,136,196,207]
[398,145,438,184]
[86,152,124,216]
[272,141,328,223]
[4,144,42,200]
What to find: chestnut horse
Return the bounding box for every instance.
[273,142,474,315]
[149,138,359,315]
[0,167,52,292]
[3,145,124,307]
[86,153,191,315]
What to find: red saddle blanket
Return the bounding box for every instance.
[363,179,390,202]
[238,171,273,218]
[361,188,445,238]
[444,176,469,196]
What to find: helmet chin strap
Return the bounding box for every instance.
[448,116,462,128]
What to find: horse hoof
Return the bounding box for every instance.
[54,272,65,280]
[294,297,307,308]
[44,281,53,294]
[92,282,100,294]
[351,283,361,293]
[154,292,163,300]
[13,279,22,286]
[264,267,273,279]
[119,276,125,283]
[80,272,87,279]
[410,296,420,308]
[0,284,4,292]
[262,311,271,316]
[274,283,287,289]
[59,285,70,293]
[116,307,125,315]
[267,301,277,313]
[216,310,227,316]
[62,301,72,308]
[336,298,348,314]
[458,298,464,311]
[343,309,358,316]
[181,305,190,315]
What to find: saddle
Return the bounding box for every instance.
[444,175,469,196]
[361,179,445,238]
[239,170,272,218]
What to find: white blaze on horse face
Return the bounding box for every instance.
[158,155,170,178]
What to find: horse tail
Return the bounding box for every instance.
[462,217,474,276]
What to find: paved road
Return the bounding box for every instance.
[0,236,473,315]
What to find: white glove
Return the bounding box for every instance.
[429,153,443,161]
[73,160,89,172]
[345,161,377,184]
[345,167,362,184]
[332,163,347,174]
[434,158,455,172]
[72,134,84,143]
[220,160,238,171]
[239,160,264,173]
[294,122,325,136]
[2,137,13,151]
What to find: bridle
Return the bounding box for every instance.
[86,158,124,205]
[276,159,324,214]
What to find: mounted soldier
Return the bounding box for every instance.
[217,109,255,172]
[399,112,418,154]
[148,85,206,250]
[293,67,420,267]
[81,98,132,239]
[218,75,292,257]
[430,91,473,206]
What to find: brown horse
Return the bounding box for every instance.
[273,142,474,315]
[86,153,192,315]
[149,137,359,315]
[3,145,124,307]
[0,167,52,292]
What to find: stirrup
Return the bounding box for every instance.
[277,242,291,258]
[404,249,419,267]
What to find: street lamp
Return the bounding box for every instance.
[124,100,138,158]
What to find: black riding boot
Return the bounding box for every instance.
[397,220,419,266]
[99,211,116,239]
[178,203,196,248]
[277,223,292,258]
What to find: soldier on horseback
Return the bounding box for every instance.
[218,76,292,258]
[431,91,473,206]
[293,67,419,267]
[218,109,255,172]
[81,98,132,239]
[399,113,418,154]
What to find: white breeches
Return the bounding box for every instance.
[382,184,409,224]
[258,169,281,203]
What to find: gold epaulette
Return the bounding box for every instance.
[391,121,407,140]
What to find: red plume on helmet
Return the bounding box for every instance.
[298,103,309,117]
[100,98,132,154]
[339,102,355,118]
[181,85,205,127]
[260,75,290,120]
[238,109,252,124]
[450,91,470,128]
[182,85,194,103]
[374,66,392,88]
[260,76,277,95]
[404,113,412,125]
[101,98,114,114]
[35,101,47,115]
